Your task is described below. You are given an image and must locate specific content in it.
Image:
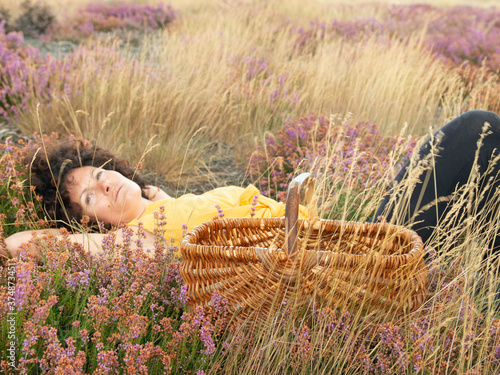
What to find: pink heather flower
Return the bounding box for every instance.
[199,323,216,356]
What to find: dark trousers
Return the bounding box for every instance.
[375,110,500,253]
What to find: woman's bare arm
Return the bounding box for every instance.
[143,185,171,202]
[65,227,157,257]
[4,227,156,261]
[5,229,62,261]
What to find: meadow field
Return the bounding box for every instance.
[1,0,500,373]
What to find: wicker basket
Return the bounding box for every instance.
[180,174,428,326]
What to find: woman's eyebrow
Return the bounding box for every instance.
[79,168,96,203]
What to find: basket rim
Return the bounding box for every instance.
[180,217,425,260]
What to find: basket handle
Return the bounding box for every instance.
[284,172,316,256]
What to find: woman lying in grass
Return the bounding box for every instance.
[4,136,307,261]
[4,110,500,263]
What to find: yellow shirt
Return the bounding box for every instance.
[127,185,307,248]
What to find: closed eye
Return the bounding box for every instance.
[84,169,102,206]
[85,193,93,206]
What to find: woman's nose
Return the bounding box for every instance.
[97,178,112,194]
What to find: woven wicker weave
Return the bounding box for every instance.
[180,174,428,326]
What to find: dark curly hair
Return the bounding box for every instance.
[25,138,148,229]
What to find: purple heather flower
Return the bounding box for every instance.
[215,204,225,218]
[250,194,259,217]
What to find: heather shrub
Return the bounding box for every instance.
[0,226,232,372]
[49,2,177,42]
[293,4,500,73]
[0,22,56,122]
[13,0,56,38]
[0,134,59,237]
[1,248,498,373]
[220,298,498,373]
[82,2,177,31]
[224,53,301,131]
[247,114,418,221]
[424,6,500,72]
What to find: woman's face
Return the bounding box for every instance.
[67,166,149,225]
